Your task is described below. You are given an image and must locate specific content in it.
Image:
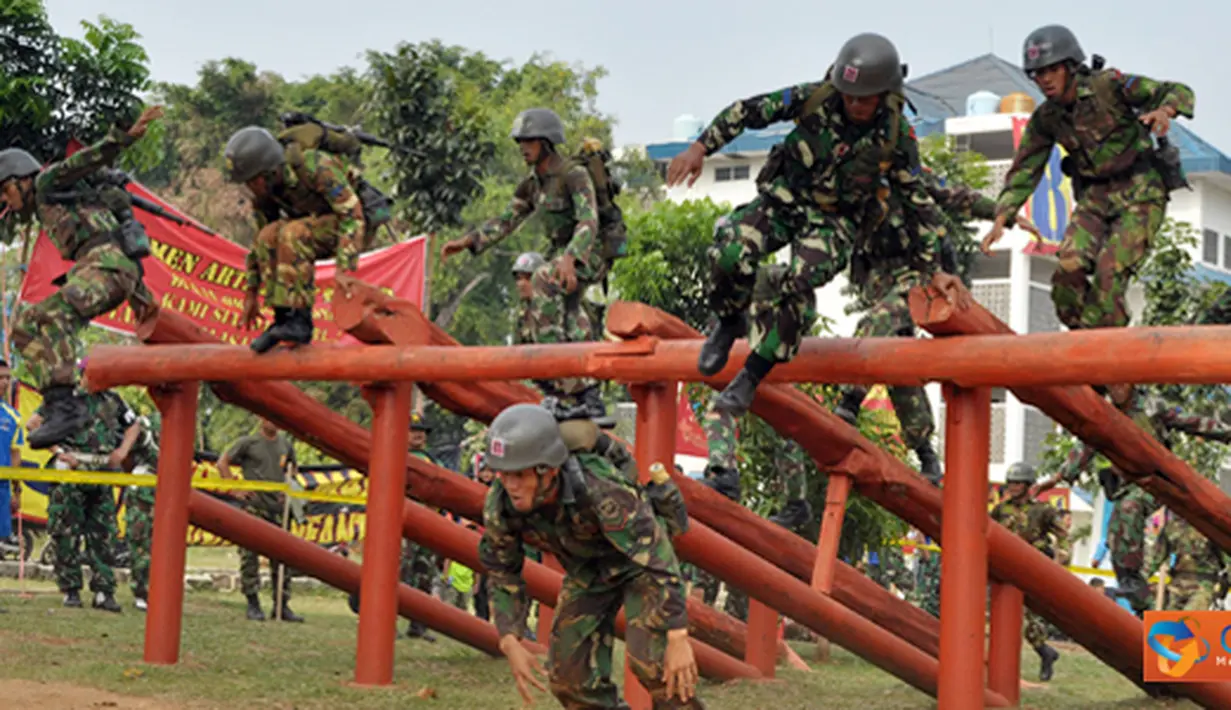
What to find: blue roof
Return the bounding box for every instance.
[647,53,1231,177]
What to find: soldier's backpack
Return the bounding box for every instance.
[567,137,628,266]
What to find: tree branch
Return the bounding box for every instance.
[433,272,490,329]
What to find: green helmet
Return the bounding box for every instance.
[485,404,570,472]
[512,251,546,276]
[510,108,566,148]
[1022,25,1085,73]
[829,33,904,97]
[1005,462,1037,484]
[0,148,41,183]
[224,127,285,183]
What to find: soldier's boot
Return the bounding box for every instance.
[92,591,122,613]
[251,308,313,354]
[134,596,147,612]
[277,604,304,623]
[769,499,813,530]
[833,388,867,427]
[712,367,764,418]
[347,590,360,614]
[29,385,88,450]
[63,590,82,608]
[700,465,741,503]
[916,443,943,486]
[245,593,266,621]
[698,314,747,377]
[1037,644,1060,682]
[406,620,437,642]
[577,385,607,420]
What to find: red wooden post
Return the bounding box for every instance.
[988,583,1024,705]
[811,472,852,660]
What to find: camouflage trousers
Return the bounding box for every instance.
[239,493,293,602]
[12,243,151,389]
[549,574,705,709]
[1113,563,1151,614]
[123,485,156,598]
[1165,574,1218,611]
[48,483,118,594]
[1199,289,1231,325]
[1109,487,1156,612]
[1051,179,1166,330]
[523,258,606,399]
[839,266,936,450]
[709,194,855,363]
[252,215,342,309]
[907,552,941,618]
[1024,609,1048,650]
[401,539,438,595]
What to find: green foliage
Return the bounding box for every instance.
[918,133,991,189]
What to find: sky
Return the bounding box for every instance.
[43,0,1231,154]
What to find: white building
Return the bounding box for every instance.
[641,54,1231,568]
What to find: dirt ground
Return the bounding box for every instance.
[0,679,184,709]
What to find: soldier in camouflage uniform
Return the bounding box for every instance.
[666,33,962,417]
[991,463,1067,681]
[223,126,366,353]
[982,25,1195,345]
[907,537,941,618]
[478,404,701,709]
[44,389,143,612]
[402,413,441,641]
[1148,510,1227,611]
[442,109,611,421]
[123,411,159,611]
[1041,386,1231,615]
[867,544,914,595]
[834,172,1036,484]
[0,106,162,449]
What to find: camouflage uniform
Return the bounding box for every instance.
[1148,514,1226,611]
[123,411,159,602]
[46,391,135,606]
[465,157,604,406]
[1059,388,1231,613]
[245,148,364,309]
[990,493,1069,651]
[401,445,444,638]
[908,544,941,617]
[697,84,946,367]
[12,127,153,392]
[994,69,1195,330]
[868,545,914,594]
[479,453,700,709]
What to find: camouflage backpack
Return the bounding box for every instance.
[557,137,628,266]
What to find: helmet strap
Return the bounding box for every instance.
[531,467,560,508]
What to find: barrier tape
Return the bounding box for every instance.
[0,466,367,506]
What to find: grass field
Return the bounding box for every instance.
[0,575,1198,710]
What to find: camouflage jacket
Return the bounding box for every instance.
[995,68,1195,221]
[56,391,134,459]
[697,83,945,238]
[868,544,914,592]
[33,127,136,261]
[991,494,1069,557]
[1059,389,1231,487]
[1148,515,1226,579]
[466,156,600,271]
[245,147,364,291]
[128,410,159,472]
[478,453,688,638]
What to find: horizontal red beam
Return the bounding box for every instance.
[85,322,1231,390]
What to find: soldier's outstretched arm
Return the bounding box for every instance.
[309,153,365,272]
[993,117,1056,223]
[1116,72,1195,119]
[561,167,600,266]
[594,478,688,631]
[891,119,945,276]
[695,81,826,155]
[925,174,1009,226]
[1159,405,1231,443]
[1056,442,1096,486]
[466,177,537,257]
[35,127,136,193]
[477,485,531,638]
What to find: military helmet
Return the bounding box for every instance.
[512,251,547,276]
[1005,462,1037,484]
[410,413,431,432]
[510,108,566,148]
[0,148,42,183]
[485,403,570,472]
[1022,25,1085,73]
[224,127,285,183]
[828,33,905,97]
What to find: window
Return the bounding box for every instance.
[714,167,732,182]
[714,165,750,182]
[732,165,750,180]
[1223,236,1231,271]
[654,161,669,181]
[1204,228,1219,265]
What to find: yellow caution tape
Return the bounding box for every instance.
[0,466,367,506]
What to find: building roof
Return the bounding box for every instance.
[646,53,1231,176]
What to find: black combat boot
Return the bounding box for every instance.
[347,590,361,614]
[1037,643,1060,682]
[713,354,774,418]
[250,308,313,354]
[406,620,437,642]
[916,443,943,486]
[833,388,868,427]
[29,385,87,449]
[92,591,122,613]
[577,385,607,420]
[245,593,266,621]
[63,590,82,608]
[769,499,813,531]
[698,314,747,376]
[700,465,741,503]
[277,604,304,623]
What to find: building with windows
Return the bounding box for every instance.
[637,54,1231,568]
